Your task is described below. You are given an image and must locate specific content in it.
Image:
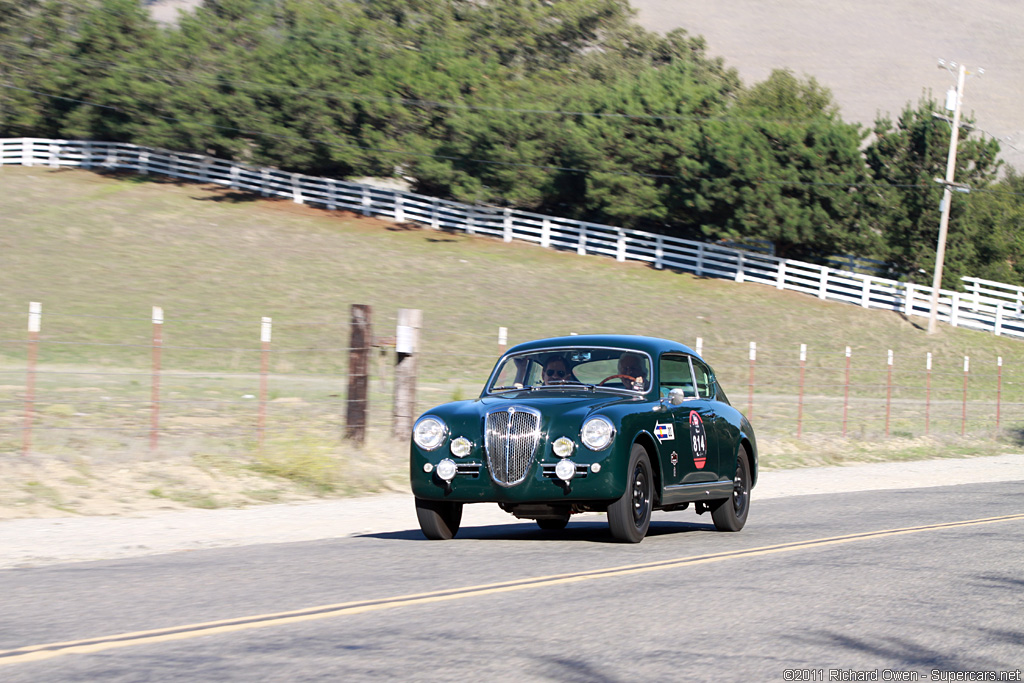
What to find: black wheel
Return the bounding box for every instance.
[711,448,751,532]
[607,444,653,543]
[415,497,463,540]
[536,516,569,531]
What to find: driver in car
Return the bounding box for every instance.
[617,352,648,391]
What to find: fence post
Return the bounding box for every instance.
[498,327,508,356]
[950,292,959,328]
[393,309,422,439]
[885,349,893,437]
[842,346,851,437]
[258,317,272,449]
[776,259,786,290]
[654,235,664,270]
[616,229,626,262]
[326,179,338,211]
[797,344,806,438]
[361,184,371,216]
[577,225,587,255]
[696,243,705,276]
[734,250,745,283]
[291,174,304,205]
[961,356,969,436]
[467,207,477,236]
[540,218,551,248]
[22,302,41,456]
[925,352,932,436]
[395,194,405,223]
[503,208,513,243]
[904,283,914,315]
[695,337,703,357]
[995,302,1004,336]
[431,199,440,230]
[818,265,828,300]
[996,357,1003,434]
[861,276,870,308]
[747,342,756,420]
[346,305,372,443]
[151,306,163,453]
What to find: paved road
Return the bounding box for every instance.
[1,481,1021,681]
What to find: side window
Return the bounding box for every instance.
[659,355,695,398]
[691,359,714,399]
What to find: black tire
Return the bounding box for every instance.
[415,497,463,540]
[607,444,653,543]
[711,447,751,532]
[536,516,569,531]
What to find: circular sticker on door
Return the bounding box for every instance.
[689,410,707,470]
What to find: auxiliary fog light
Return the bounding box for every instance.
[552,436,574,457]
[450,436,472,457]
[554,459,576,482]
[436,458,458,482]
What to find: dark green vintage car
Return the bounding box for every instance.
[410,335,757,543]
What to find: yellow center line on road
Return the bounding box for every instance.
[3,512,1023,666]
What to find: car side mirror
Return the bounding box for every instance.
[668,388,686,405]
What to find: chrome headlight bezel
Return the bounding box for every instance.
[413,416,447,451]
[552,436,575,458]
[581,416,615,451]
[450,436,472,457]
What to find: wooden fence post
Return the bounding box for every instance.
[345,305,372,443]
[393,309,422,439]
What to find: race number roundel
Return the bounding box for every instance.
[689,410,707,469]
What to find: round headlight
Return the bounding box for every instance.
[581,416,615,451]
[552,436,574,457]
[435,458,458,482]
[554,459,576,481]
[450,436,472,457]
[413,416,447,451]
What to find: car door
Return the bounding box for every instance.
[655,354,716,486]
[687,357,721,481]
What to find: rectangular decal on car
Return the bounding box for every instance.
[654,422,675,442]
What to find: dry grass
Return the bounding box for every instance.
[3,166,1024,517]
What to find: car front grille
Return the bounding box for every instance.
[485,406,541,486]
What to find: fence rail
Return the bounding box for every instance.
[5,137,1024,339]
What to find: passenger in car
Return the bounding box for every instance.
[542,356,573,385]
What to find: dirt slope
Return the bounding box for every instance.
[631,0,1024,170]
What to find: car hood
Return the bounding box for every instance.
[425,392,643,436]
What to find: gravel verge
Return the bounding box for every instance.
[2,454,1022,569]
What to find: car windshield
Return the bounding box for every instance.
[486,347,652,395]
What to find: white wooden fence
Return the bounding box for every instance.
[5,137,1024,340]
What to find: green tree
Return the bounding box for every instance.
[693,70,880,261]
[865,96,1002,287]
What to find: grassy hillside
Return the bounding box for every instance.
[2,166,1022,514]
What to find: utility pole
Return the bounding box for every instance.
[927,61,977,335]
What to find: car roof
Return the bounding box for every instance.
[505,334,700,360]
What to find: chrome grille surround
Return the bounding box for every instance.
[485,405,541,487]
